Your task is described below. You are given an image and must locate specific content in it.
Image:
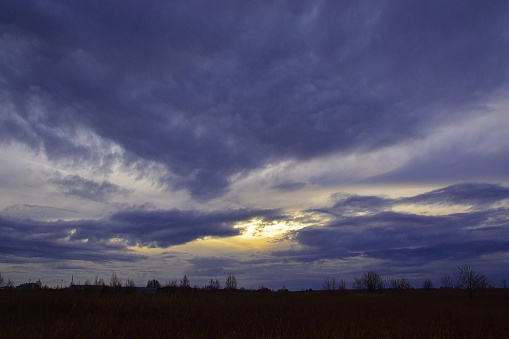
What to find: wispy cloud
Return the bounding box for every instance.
[50,174,133,202]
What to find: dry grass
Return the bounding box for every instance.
[0,289,508,338]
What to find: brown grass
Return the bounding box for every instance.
[0,289,508,338]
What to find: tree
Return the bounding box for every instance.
[455,264,490,297]
[147,279,161,288]
[94,276,105,286]
[322,277,337,291]
[180,275,190,288]
[440,275,453,288]
[387,277,411,290]
[422,279,434,290]
[352,277,362,291]
[225,274,237,290]
[455,264,483,289]
[502,279,508,289]
[205,278,221,291]
[110,273,122,288]
[5,278,14,289]
[476,273,490,289]
[338,279,347,291]
[322,278,346,291]
[0,273,13,289]
[353,271,384,292]
[257,285,270,292]
[125,278,136,288]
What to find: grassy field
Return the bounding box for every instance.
[0,288,508,338]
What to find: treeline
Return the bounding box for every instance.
[143,274,238,291]
[2,264,507,293]
[322,264,506,297]
[0,272,240,292]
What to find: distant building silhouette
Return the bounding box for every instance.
[16,283,42,291]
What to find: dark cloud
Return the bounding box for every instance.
[0,207,282,262]
[400,183,509,207]
[50,174,133,202]
[312,183,509,217]
[285,183,509,266]
[323,194,393,216]
[108,208,282,247]
[1,1,508,199]
[369,240,509,262]
[0,215,145,263]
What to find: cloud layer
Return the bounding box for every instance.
[1,1,508,199]
[0,207,283,263]
[1,183,508,287]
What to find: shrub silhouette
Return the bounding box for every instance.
[422,279,434,290]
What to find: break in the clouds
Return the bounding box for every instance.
[291,183,509,264]
[1,1,508,288]
[0,207,282,262]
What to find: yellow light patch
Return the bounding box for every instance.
[234,218,305,240]
[392,203,471,216]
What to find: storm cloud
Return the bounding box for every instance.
[1,1,508,199]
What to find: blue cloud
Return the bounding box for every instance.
[1,1,508,198]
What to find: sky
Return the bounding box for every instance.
[1,0,509,290]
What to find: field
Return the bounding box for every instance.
[1,289,508,338]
